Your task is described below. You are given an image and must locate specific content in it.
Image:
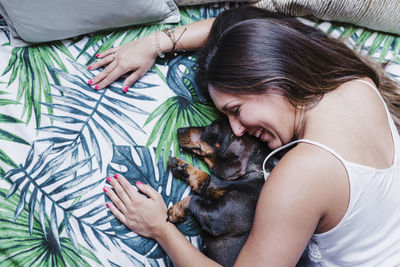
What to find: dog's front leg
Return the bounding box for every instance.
[168,157,209,194]
[167,196,192,223]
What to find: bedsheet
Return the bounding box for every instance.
[0,4,399,267]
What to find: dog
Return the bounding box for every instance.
[167,120,277,266]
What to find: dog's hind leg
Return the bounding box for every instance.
[186,196,233,237]
[167,195,230,236]
[168,157,209,194]
[168,195,237,237]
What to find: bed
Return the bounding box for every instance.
[0,3,399,266]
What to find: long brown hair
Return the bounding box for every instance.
[196,6,400,131]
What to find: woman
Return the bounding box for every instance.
[98,7,400,266]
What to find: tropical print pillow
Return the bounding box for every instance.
[0,3,399,267]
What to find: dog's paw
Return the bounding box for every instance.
[168,157,189,180]
[167,157,179,168]
[167,204,186,223]
[171,164,189,179]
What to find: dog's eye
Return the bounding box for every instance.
[205,124,219,143]
[210,123,219,135]
[207,133,218,144]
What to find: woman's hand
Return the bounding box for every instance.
[88,33,157,93]
[104,174,168,239]
[87,19,215,93]
[105,173,222,266]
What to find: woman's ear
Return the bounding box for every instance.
[211,138,251,180]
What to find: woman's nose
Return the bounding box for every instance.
[228,116,246,137]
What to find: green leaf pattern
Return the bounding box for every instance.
[1,4,400,267]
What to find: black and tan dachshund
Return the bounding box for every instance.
[167,120,278,267]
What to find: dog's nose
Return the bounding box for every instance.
[177,127,187,137]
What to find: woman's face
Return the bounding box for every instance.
[209,85,297,150]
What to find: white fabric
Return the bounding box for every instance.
[263,79,400,266]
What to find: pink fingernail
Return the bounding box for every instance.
[136,181,143,186]
[96,54,100,58]
[123,86,129,93]
[103,187,108,192]
[106,202,110,208]
[106,176,111,183]
[88,79,93,85]
[94,85,99,90]
[114,174,118,179]
[87,65,92,70]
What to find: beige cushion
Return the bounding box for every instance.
[0,0,180,46]
[251,0,400,35]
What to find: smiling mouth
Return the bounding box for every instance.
[253,128,263,138]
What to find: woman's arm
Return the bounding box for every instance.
[234,145,345,266]
[105,174,221,267]
[88,18,215,91]
[154,221,220,267]
[105,146,339,266]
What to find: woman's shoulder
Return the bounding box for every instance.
[263,143,348,219]
[327,77,384,115]
[307,77,394,168]
[271,143,345,184]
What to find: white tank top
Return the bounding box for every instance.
[262,79,400,266]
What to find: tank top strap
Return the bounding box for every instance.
[262,139,346,180]
[353,79,382,100]
[352,79,399,163]
[352,79,394,129]
[263,79,399,180]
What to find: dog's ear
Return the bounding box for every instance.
[212,138,251,180]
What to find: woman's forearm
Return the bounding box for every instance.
[89,18,215,89]
[154,222,221,267]
[154,20,217,263]
[157,18,215,54]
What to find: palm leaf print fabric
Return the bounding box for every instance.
[0,4,399,267]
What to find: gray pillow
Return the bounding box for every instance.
[0,0,180,46]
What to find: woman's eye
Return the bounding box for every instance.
[232,107,240,115]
